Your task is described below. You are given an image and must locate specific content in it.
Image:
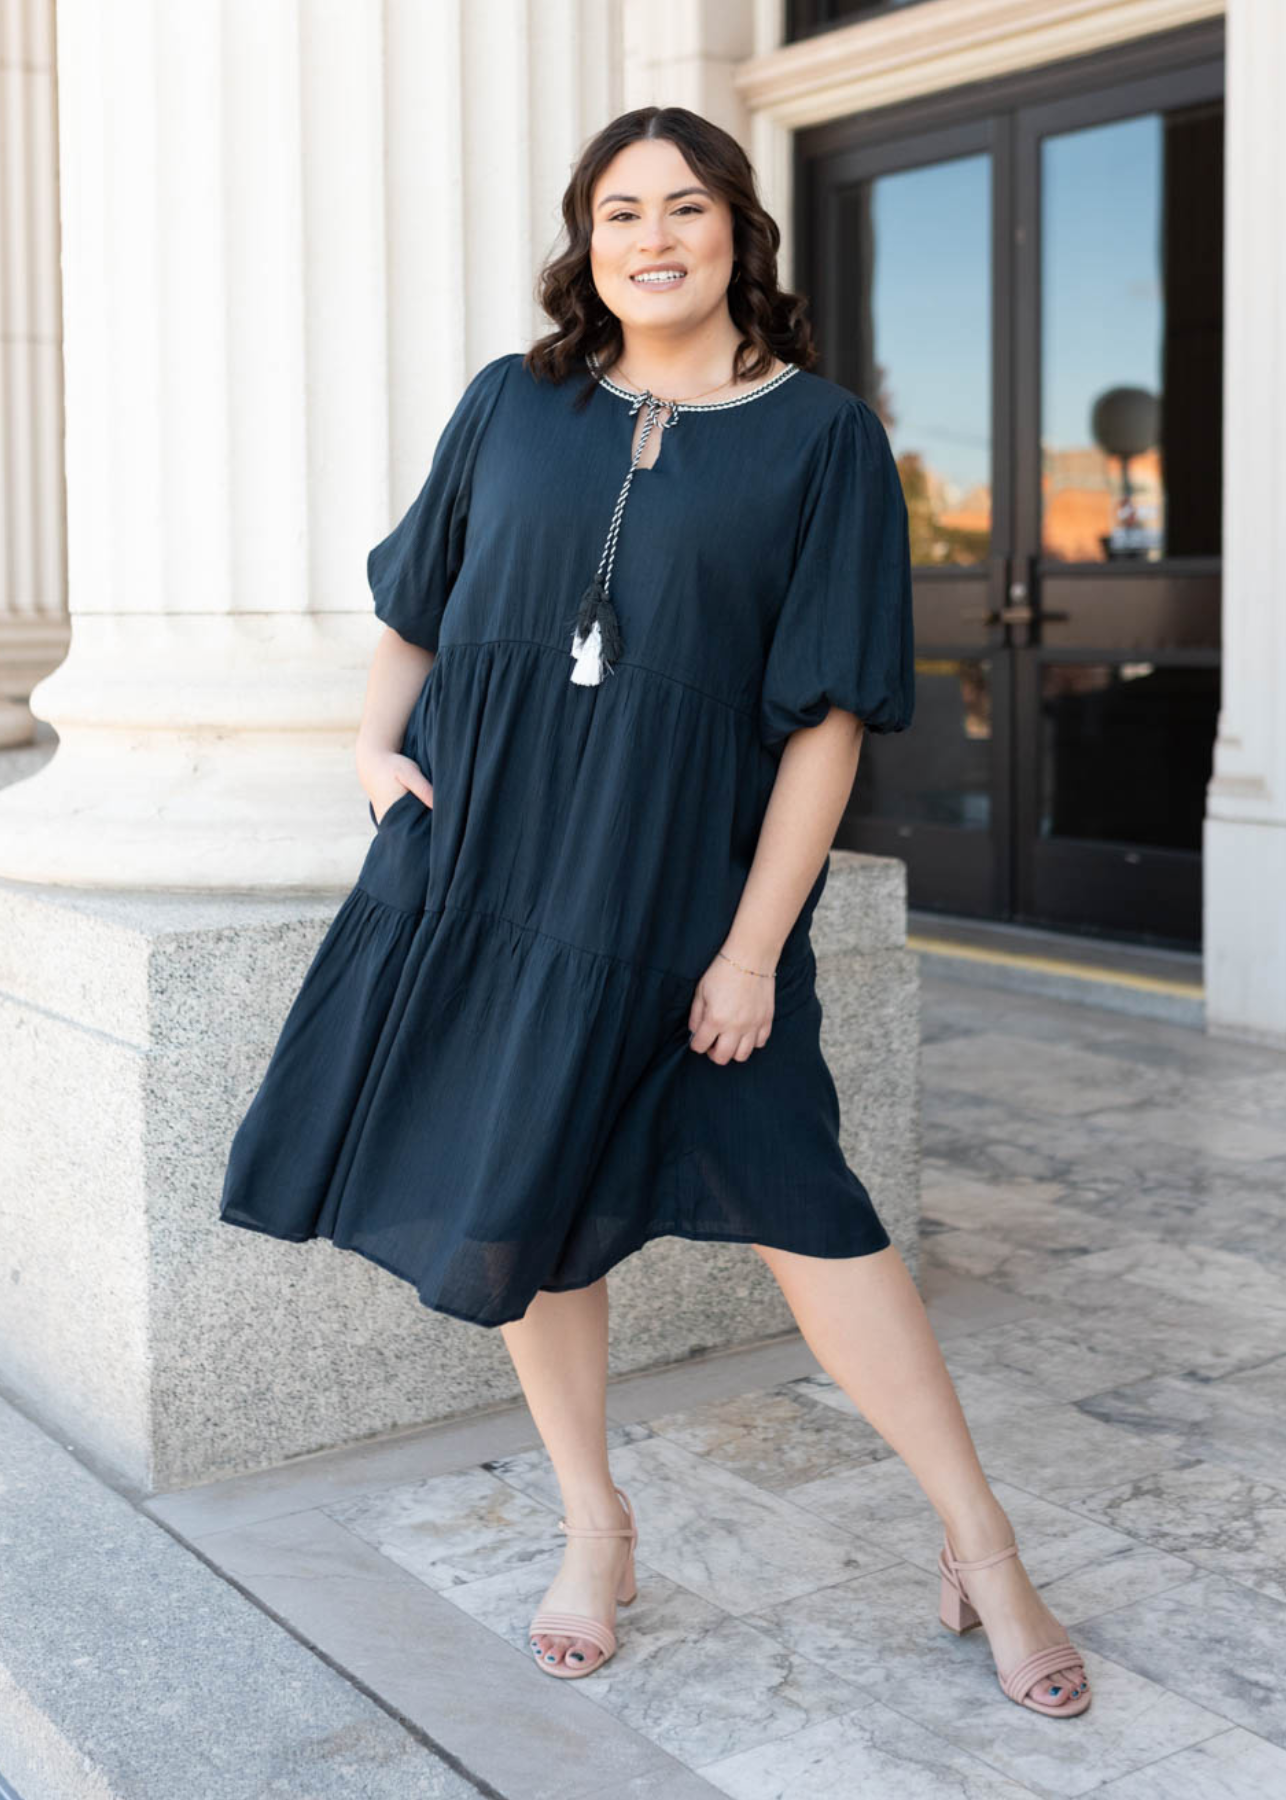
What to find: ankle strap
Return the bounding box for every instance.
[558,1486,632,1539]
[945,1539,1019,1572]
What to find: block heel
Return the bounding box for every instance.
[939,1569,981,1634]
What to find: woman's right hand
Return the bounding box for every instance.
[361,750,434,825]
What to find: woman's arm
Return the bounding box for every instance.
[688,706,864,1064]
[355,627,438,821]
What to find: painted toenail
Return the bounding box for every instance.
[545,1652,557,1661]
[568,1652,583,1663]
[1048,1686,1061,1696]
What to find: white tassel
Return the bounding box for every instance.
[570,620,606,685]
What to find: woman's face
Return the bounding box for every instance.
[589,138,735,341]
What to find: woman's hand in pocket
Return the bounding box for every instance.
[361,751,434,825]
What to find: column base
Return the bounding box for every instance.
[1204,812,1286,1048]
[0,613,379,889]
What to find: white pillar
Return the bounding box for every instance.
[0,0,68,751]
[0,0,621,889]
[1204,0,1286,1047]
[0,0,385,884]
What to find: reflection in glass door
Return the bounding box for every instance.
[865,157,993,569]
[1018,76,1223,941]
[824,120,1006,919]
[1040,110,1221,564]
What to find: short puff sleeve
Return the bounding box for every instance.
[367,353,511,651]
[758,396,915,749]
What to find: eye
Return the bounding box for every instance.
[606,204,705,223]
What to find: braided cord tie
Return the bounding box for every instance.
[570,391,682,686]
[600,392,679,589]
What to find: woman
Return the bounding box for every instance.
[219,106,1090,1716]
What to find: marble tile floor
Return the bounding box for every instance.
[149,972,1286,1799]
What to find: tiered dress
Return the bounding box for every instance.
[218,349,916,1329]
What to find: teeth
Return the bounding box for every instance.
[633,271,684,284]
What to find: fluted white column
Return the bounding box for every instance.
[0,0,622,888]
[0,0,68,750]
[1204,0,1286,1045]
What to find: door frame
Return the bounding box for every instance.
[794,16,1225,943]
[1011,58,1224,941]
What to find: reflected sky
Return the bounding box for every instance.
[1042,115,1163,450]
[869,155,991,495]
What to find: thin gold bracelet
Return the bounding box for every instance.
[717,948,777,980]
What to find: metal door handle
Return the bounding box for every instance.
[960,604,1034,625]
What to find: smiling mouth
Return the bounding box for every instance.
[630,270,687,288]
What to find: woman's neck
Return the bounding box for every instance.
[609,331,774,403]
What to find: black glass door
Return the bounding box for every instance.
[800,31,1223,948]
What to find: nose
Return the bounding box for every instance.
[635,215,675,251]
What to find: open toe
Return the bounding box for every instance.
[529,1610,618,1677]
[1036,1672,1075,1704]
[1048,1663,1089,1703]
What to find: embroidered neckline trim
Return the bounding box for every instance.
[585,354,800,412]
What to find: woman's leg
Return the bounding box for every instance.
[753,1241,1087,1706]
[499,1279,633,1671]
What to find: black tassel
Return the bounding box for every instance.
[575,575,624,664]
[569,572,624,683]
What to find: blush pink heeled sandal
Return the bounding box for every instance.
[939,1533,1092,1717]
[528,1485,638,1678]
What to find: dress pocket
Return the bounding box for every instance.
[358,788,434,914]
[369,789,420,830]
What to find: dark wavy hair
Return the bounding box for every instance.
[525,106,817,404]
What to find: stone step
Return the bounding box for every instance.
[907,911,1204,1027]
[0,1395,478,1800]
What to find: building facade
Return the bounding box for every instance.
[0,0,1281,1046]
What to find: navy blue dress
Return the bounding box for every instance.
[218,349,916,1329]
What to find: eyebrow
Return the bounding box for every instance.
[596,186,714,210]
